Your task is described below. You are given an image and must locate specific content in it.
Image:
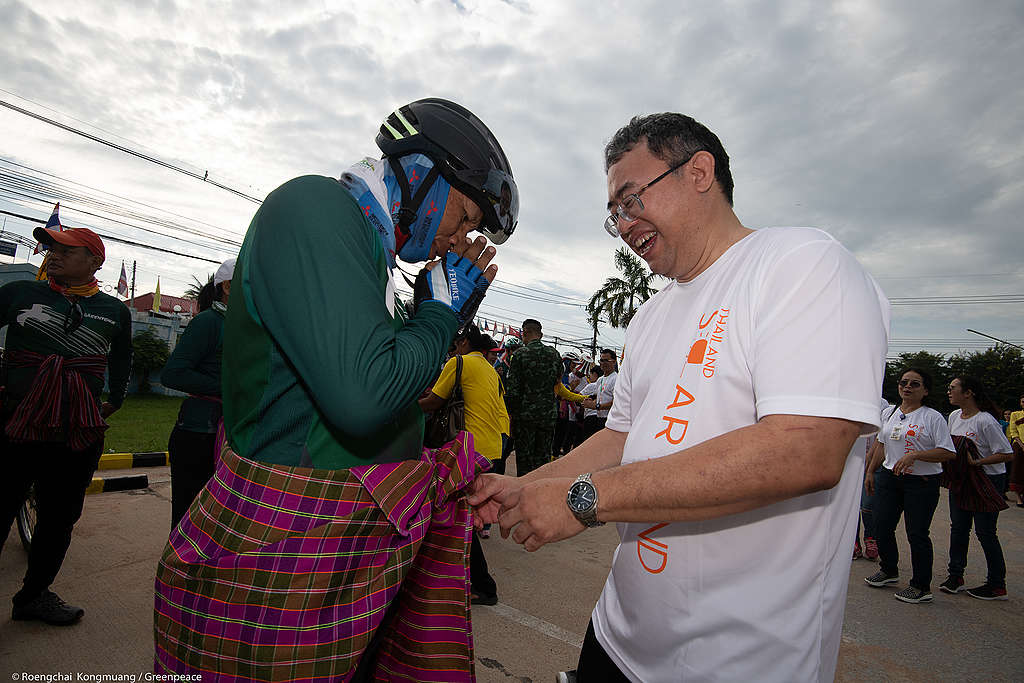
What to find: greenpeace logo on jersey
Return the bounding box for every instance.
[84,312,117,325]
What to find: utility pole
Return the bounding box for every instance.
[130,260,137,309]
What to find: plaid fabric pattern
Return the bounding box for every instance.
[154,431,490,682]
[4,350,108,449]
[941,434,1009,513]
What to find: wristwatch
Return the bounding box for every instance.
[567,473,604,527]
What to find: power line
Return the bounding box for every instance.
[0,186,236,256]
[0,162,243,249]
[0,158,244,244]
[0,209,221,264]
[0,97,264,203]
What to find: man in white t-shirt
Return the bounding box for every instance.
[581,349,618,440]
[570,366,601,451]
[470,112,890,682]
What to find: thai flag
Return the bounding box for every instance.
[34,203,62,254]
[117,261,129,296]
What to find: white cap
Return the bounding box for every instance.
[214,257,236,287]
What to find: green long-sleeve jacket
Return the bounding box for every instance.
[161,303,225,433]
[222,175,458,470]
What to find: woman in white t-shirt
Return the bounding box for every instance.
[939,375,1014,600]
[864,368,955,604]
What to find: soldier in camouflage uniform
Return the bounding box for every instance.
[505,319,586,476]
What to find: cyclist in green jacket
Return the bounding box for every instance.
[155,99,519,679]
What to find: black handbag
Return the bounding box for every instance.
[424,355,466,448]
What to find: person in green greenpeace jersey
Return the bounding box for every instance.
[1,227,132,626]
[155,99,519,681]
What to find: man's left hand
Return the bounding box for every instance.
[99,402,118,418]
[498,477,586,552]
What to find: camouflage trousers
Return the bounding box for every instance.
[513,419,555,477]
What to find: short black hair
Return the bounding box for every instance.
[459,324,491,353]
[522,318,542,335]
[605,113,734,206]
[480,334,497,351]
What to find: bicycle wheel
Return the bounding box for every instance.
[17,484,37,552]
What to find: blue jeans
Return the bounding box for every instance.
[873,467,940,591]
[948,472,1006,588]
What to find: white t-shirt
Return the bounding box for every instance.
[577,380,599,420]
[876,405,954,476]
[593,371,617,418]
[593,227,890,683]
[948,409,1013,475]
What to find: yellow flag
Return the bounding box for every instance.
[36,253,50,280]
[152,277,161,312]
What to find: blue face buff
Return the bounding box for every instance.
[339,154,451,268]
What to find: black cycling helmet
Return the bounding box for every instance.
[376,98,519,244]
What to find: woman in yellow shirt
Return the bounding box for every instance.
[421,324,509,604]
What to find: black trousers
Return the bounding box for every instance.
[553,416,570,456]
[470,531,496,598]
[873,466,940,591]
[576,620,630,682]
[168,427,217,529]
[582,416,606,441]
[0,430,103,602]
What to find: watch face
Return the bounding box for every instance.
[568,481,596,512]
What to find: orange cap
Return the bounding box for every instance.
[34,226,105,263]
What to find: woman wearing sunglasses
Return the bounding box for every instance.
[864,368,955,603]
[939,376,1014,600]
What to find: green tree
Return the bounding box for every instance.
[183,273,214,300]
[132,327,170,393]
[884,346,1024,416]
[947,345,1024,414]
[586,247,662,352]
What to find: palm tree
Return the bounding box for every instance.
[183,273,214,300]
[586,247,662,349]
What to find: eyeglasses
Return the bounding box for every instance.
[63,298,84,335]
[604,155,694,237]
[898,379,922,388]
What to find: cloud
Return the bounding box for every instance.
[1,0,1021,351]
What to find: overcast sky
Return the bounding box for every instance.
[1,0,1021,357]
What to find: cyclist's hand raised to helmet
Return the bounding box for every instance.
[414,235,496,326]
[451,234,498,282]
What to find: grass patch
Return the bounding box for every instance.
[103,393,182,454]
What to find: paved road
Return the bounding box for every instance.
[2,463,1022,682]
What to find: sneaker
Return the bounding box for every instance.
[471,592,498,606]
[11,590,84,625]
[556,671,578,683]
[852,541,863,560]
[864,570,899,587]
[966,584,1008,601]
[894,586,933,603]
[939,575,965,594]
[864,537,879,561]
